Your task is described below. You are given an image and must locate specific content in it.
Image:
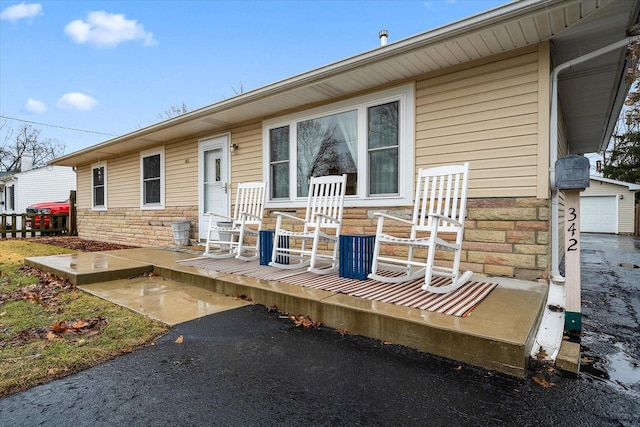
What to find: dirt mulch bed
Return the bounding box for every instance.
[30,237,138,252]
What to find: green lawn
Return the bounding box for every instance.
[0,239,170,397]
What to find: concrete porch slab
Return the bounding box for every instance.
[25,247,549,378]
[79,276,253,326]
[24,252,154,285]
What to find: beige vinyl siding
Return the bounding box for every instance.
[166,139,198,206]
[76,164,92,210]
[536,42,551,199]
[415,46,544,199]
[583,180,637,234]
[230,122,263,188]
[106,152,139,208]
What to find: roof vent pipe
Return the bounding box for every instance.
[379,30,388,46]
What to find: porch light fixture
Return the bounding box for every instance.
[230,143,239,152]
[620,194,624,199]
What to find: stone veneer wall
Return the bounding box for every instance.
[77,197,549,282]
[76,206,199,248]
[261,197,550,282]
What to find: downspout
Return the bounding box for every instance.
[549,36,639,283]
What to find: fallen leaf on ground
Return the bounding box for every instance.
[289,315,319,328]
[535,349,548,360]
[175,335,184,344]
[532,375,556,388]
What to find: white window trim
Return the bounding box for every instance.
[140,146,165,210]
[263,84,414,208]
[91,162,107,211]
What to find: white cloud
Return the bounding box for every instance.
[25,98,47,113]
[0,2,42,22]
[64,11,157,48]
[57,92,98,111]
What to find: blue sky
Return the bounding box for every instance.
[0,0,511,154]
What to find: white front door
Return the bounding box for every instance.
[199,135,230,240]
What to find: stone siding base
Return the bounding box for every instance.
[77,197,550,282]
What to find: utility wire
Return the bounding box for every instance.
[0,115,116,137]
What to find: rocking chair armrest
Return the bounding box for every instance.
[204,212,234,221]
[239,212,261,221]
[427,213,463,227]
[316,212,341,224]
[272,211,305,222]
[372,212,413,225]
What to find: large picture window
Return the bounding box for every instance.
[92,162,107,210]
[264,85,413,207]
[140,147,164,209]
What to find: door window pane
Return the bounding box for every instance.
[203,148,223,213]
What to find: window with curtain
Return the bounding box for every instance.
[297,109,357,197]
[265,85,412,205]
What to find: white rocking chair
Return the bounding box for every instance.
[203,181,266,261]
[368,163,473,293]
[270,174,347,274]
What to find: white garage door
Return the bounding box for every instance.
[580,195,617,233]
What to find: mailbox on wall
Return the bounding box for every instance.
[555,154,590,190]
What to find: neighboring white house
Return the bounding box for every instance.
[581,176,640,235]
[0,155,76,215]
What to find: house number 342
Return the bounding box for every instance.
[567,207,578,251]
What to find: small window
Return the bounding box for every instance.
[140,147,165,209]
[7,185,15,211]
[368,101,399,195]
[269,126,290,199]
[92,163,107,210]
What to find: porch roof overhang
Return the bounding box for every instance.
[51,0,640,168]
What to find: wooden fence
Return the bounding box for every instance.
[0,213,70,238]
[1,191,77,238]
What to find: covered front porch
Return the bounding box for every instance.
[24,246,567,378]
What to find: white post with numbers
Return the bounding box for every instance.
[563,190,582,332]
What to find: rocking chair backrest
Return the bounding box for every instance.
[304,174,347,229]
[413,163,470,239]
[232,182,267,225]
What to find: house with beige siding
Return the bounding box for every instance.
[581,177,640,235]
[51,0,640,287]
